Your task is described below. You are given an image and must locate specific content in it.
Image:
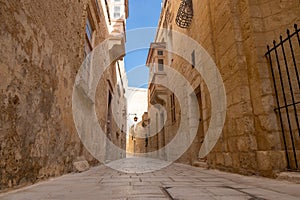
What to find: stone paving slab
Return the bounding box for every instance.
[0,158,300,200]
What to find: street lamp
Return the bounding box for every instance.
[128,113,138,122]
[175,0,194,29]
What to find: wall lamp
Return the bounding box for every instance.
[175,0,194,29]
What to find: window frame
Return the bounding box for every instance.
[114,12,121,18]
[84,37,92,58]
[85,9,95,58]
[158,59,164,71]
[113,5,121,19]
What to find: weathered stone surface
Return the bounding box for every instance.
[277,172,300,184]
[257,151,272,171]
[0,0,128,191]
[145,0,300,178]
[0,163,300,200]
[0,0,86,191]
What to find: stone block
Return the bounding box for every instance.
[73,160,90,173]
[231,153,240,169]
[258,114,279,132]
[215,153,224,166]
[237,137,249,152]
[277,172,300,183]
[257,151,272,171]
[270,150,287,170]
[235,116,255,135]
[223,153,233,167]
[239,152,257,170]
[227,138,238,152]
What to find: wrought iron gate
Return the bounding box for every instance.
[266,24,300,170]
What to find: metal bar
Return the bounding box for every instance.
[287,29,300,91]
[279,36,299,168]
[295,24,300,46]
[267,45,290,169]
[287,29,300,137]
[274,40,295,169]
[265,27,300,55]
[274,101,300,111]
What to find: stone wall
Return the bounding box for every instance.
[204,0,300,177]
[127,123,148,155]
[151,0,300,177]
[97,62,127,161]
[0,0,127,191]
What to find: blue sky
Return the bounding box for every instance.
[125,0,162,88]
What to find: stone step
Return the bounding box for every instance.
[276,172,300,184]
[192,161,208,169]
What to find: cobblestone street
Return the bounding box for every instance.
[0,158,299,200]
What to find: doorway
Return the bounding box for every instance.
[193,85,206,163]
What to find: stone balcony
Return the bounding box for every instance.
[149,71,168,105]
[109,19,126,61]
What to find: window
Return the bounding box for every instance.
[158,50,163,55]
[114,6,121,12]
[158,59,164,71]
[86,18,93,42]
[113,6,121,19]
[170,94,176,123]
[152,65,156,73]
[114,12,121,18]
[85,13,94,57]
[84,38,92,58]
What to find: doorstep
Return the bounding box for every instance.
[277,172,300,184]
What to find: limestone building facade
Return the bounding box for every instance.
[126,87,149,155]
[0,0,128,191]
[146,0,300,177]
[126,87,148,134]
[127,112,151,155]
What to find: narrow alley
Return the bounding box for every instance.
[1,160,300,200]
[1,0,300,199]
